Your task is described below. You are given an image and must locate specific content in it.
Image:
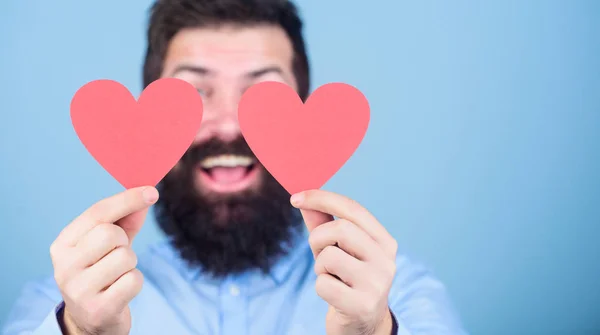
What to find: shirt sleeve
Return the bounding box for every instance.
[2,277,66,335]
[387,253,468,335]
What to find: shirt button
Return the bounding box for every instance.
[229,285,240,297]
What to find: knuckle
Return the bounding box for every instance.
[389,238,399,256]
[321,245,340,262]
[313,253,327,275]
[95,224,128,247]
[335,219,352,238]
[346,198,363,216]
[86,201,109,224]
[314,274,332,297]
[128,249,139,268]
[314,275,325,295]
[93,223,113,240]
[317,247,343,274]
[309,222,332,247]
[53,258,77,287]
[111,246,127,262]
[111,246,127,259]
[133,269,145,288]
[50,246,68,272]
[53,271,66,288]
[53,259,74,287]
[328,219,340,228]
[49,241,60,259]
[122,269,144,290]
[114,227,130,246]
[387,260,397,278]
[114,247,138,268]
[307,230,319,248]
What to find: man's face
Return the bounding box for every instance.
[161,24,297,198]
[153,24,303,277]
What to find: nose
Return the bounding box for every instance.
[194,96,241,144]
[209,114,240,142]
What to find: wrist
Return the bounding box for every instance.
[60,307,83,335]
[371,308,394,335]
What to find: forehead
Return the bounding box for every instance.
[161,24,294,77]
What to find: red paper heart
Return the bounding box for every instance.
[70,78,203,189]
[238,81,370,195]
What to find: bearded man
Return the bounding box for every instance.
[3,1,466,334]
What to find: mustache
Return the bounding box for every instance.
[180,136,257,166]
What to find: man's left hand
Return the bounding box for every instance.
[291,189,398,335]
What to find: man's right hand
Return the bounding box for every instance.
[49,186,159,335]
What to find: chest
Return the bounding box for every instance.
[128,272,329,335]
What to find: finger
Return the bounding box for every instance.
[100,268,144,314]
[74,224,129,268]
[81,246,137,293]
[309,219,383,262]
[291,189,395,256]
[56,186,158,247]
[314,245,364,287]
[315,273,356,312]
[298,208,333,232]
[114,207,150,246]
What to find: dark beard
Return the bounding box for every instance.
[153,136,303,278]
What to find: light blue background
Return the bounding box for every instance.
[1,0,599,334]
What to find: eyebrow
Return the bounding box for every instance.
[245,66,283,79]
[170,64,283,79]
[171,65,211,77]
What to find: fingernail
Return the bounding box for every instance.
[290,192,304,206]
[142,187,159,203]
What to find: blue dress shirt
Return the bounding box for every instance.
[2,229,466,334]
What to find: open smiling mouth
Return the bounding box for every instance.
[196,154,260,193]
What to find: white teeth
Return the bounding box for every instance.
[200,155,254,169]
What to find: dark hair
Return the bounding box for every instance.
[142,0,310,100]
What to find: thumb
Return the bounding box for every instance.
[115,187,158,245]
[299,209,334,232]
